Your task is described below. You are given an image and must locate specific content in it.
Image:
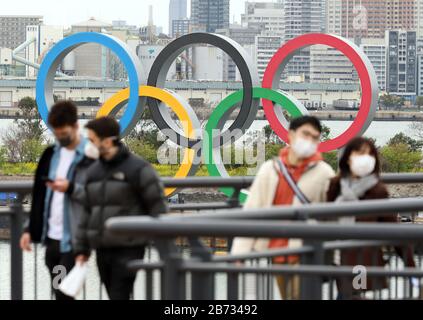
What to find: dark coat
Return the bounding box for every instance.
[25,145,95,245]
[327,176,415,292]
[73,144,169,256]
[26,146,55,242]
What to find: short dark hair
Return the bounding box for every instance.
[339,137,381,177]
[85,117,120,140]
[48,101,78,128]
[289,116,322,134]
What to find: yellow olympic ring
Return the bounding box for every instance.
[97,85,196,196]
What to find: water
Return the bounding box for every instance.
[0,119,417,148]
[245,120,418,148]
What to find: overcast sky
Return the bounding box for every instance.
[2,0,273,32]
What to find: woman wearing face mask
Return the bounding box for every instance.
[327,137,415,299]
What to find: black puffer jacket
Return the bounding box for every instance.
[73,144,168,256]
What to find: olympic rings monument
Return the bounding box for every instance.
[35,32,379,200]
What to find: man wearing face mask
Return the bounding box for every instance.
[231,116,335,300]
[19,101,98,300]
[73,116,168,300]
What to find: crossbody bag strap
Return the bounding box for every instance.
[275,158,311,205]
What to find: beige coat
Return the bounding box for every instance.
[231,159,336,255]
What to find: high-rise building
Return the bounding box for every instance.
[310,45,355,84]
[71,18,113,79]
[280,0,326,40]
[170,18,192,79]
[172,19,191,38]
[416,0,423,39]
[240,2,284,81]
[191,0,230,33]
[309,37,388,91]
[327,0,417,39]
[241,2,284,37]
[359,38,387,91]
[169,0,188,35]
[216,24,261,81]
[255,35,283,81]
[278,0,326,80]
[417,53,423,96]
[0,15,43,49]
[240,1,324,81]
[386,30,417,100]
[387,0,416,32]
[326,0,343,36]
[415,39,423,96]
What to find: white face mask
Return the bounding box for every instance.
[84,141,100,160]
[350,154,376,177]
[291,137,318,159]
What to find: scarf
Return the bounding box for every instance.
[335,174,379,203]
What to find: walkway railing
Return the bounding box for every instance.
[0,173,423,300]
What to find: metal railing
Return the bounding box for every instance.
[107,202,423,300]
[1,173,423,300]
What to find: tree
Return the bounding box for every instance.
[323,151,339,171]
[124,122,164,163]
[126,137,158,163]
[416,96,423,109]
[379,94,405,110]
[263,124,283,144]
[409,122,423,141]
[15,97,45,140]
[321,124,331,142]
[126,126,163,150]
[2,127,45,162]
[380,143,422,172]
[388,133,423,152]
[1,97,46,163]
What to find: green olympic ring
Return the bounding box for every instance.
[203,87,307,204]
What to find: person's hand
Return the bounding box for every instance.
[47,178,70,193]
[76,254,89,265]
[20,232,32,252]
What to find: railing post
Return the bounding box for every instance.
[155,239,185,300]
[226,188,241,251]
[300,240,324,300]
[10,194,24,300]
[227,272,239,300]
[189,238,214,300]
[227,188,241,209]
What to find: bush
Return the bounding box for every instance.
[265,143,282,160]
[125,139,158,164]
[380,143,422,172]
[388,133,423,152]
[0,162,37,176]
[323,151,339,171]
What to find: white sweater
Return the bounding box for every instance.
[231,159,336,254]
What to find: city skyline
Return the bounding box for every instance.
[1,0,272,32]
